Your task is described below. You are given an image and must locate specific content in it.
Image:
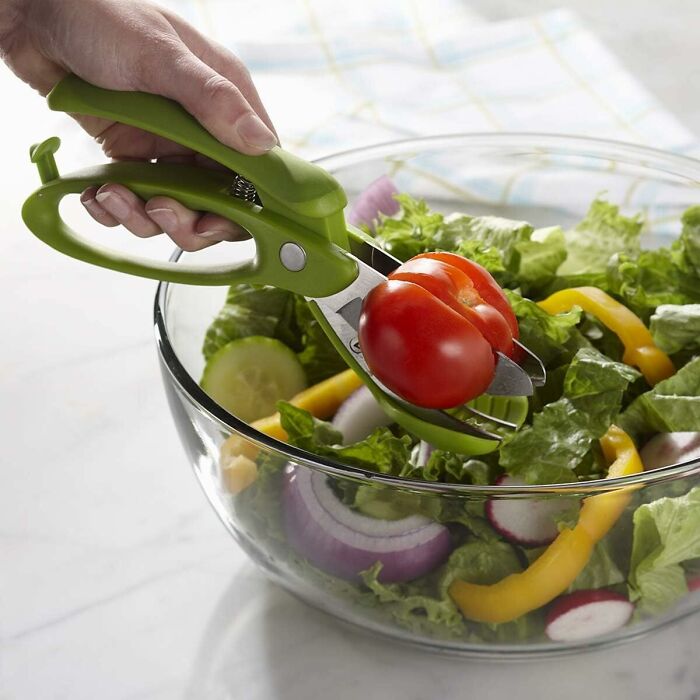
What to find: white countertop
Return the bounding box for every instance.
[2,2,700,698]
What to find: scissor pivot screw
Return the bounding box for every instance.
[279,242,306,272]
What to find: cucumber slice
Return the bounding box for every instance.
[201,337,307,422]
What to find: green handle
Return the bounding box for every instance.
[47,75,348,245]
[21,75,359,293]
[22,138,357,295]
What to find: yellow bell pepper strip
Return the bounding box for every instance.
[579,425,644,542]
[448,425,643,623]
[219,369,363,493]
[538,286,675,386]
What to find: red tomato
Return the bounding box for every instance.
[389,256,514,356]
[414,252,519,339]
[358,280,496,408]
[358,253,518,408]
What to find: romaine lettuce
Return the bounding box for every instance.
[618,356,700,440]
[557,199,642,280]
[499,348,640,484]
[629,487,700,614]
[203,284,345,383]
[650,304,700,354]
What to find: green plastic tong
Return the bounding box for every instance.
[22,75,544,455]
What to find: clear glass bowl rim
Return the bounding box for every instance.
[154,131,700,496]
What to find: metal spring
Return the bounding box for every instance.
[229,173,260,204]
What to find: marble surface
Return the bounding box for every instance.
[2,2,700,699]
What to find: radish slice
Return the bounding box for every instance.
[282,465,451,582]
[347,175,400,230]
[640,432,700,470]
[486,475,579,547]
[332,386,393,444]
[687,574,700,592]
[545,589,634,641]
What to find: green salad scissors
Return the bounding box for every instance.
[22,75,545,455]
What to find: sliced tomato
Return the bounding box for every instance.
[358,252,519,409]
[413,252,519,338]
[358,280,496,408]
[389,256,514,356]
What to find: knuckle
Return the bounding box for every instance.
[201,74,239,105]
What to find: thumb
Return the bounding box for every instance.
[137,40,277,155]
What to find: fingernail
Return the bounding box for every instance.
[95,191,130,219]
[81,196,103,216]
[197,229,227,238]
[235,113,277,151]
[146,207,178,231]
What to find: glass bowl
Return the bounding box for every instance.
[155,134,700,657]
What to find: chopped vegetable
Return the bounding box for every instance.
[282,465,451,582]
[486,475,580,547]
[628,487,700,614]
[619,357,700,440]
[498,348,640,485]
[639,432,700,470]
[202,194,700,645]
[218,369,364,486]
[331,385,393,444]
[347,175,400,230]
[538,286,675,386]
[545,589,634,641]
[201,336,307,422]
[650,304,700,354]
[359,252,517,408]
[448,426,643,624]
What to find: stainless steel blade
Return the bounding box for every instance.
[486,351,535,396]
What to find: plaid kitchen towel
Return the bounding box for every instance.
[166,1,695,159]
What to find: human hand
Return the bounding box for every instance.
[1,0,277,250]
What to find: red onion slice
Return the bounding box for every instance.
[347,175,400,231]
[416,441,435,467]
[283,466,451,582]
[331,386,393,444]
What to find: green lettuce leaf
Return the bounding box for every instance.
[557,199,642,279]
[650,304,700,354]
[438,214,534,270]
[372,196,566,291]
[679,205,700,275]
[629,487,700,613]
[504,289,583,366]
[438,540,523,591]
[606,248,700,320]
[353,485,441,521]
[499,348,640,484]
[292,297,348,384]
[360,561,466,638]
[420,452,497,485]
[202,285,297,360]
[278,401,412,475]
[359,540,524,639]
[618,356,700,440]
[372,194,444,261]
[514,225,568,293]
[233,451,287,544]
[568,540,625,592]
[605,206,700,319]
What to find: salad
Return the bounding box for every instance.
[200,190,700,645]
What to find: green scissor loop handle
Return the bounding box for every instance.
[21,75,357,296]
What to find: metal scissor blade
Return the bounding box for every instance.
[486,352,535,397]
[347,233,402,276]
[311,255,387,376]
